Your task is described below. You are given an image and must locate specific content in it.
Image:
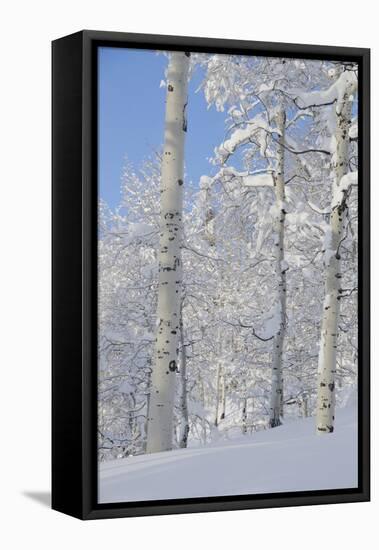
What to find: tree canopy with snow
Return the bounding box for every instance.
[97,47,358,501]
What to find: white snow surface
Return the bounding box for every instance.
[98,405,357,503]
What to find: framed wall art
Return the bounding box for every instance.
[52,30,370,519]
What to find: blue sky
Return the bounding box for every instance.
[98,47,227,209]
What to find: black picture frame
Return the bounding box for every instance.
[52,30,370,520]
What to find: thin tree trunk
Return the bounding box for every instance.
[204,188,215,247]
[242,397,248,434]
[269,108,287,428]
[301,393,309,418]
[220,374,226,420]
[316,73,357,435]
[198,373,207,444]
[146,52,190,453]
[179,307,189,448]
[214,362,222,426]
[143,365,152,452]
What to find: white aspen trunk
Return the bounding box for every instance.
[143,365,152,452]
[146,52,190,453]
[301,393,309,418]
[214,292,224,427]
[198,373,207,444]
[242,397,248,434]
[214,362,222,426]
[269,108,287,428]
[204,189,215,247]
[220,374,226,420]
[222,376,227,419]
[316,73,357,435]
[179,308,189,448]
[128,393,136,435]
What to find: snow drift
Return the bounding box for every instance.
[99,405,357,503]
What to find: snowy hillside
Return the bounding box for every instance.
[99,405,357,503]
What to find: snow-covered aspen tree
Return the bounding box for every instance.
[316,70,357,434]
[269,108,287,428]
[146,52,190,453]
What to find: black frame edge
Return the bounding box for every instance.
[359,47,370,502]
[52,31,86,519]
[84,29,370,58]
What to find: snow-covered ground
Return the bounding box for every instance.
[98,405,357,503]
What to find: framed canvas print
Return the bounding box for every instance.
[52,30,370,520]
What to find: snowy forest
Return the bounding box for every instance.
[97,49,358,502]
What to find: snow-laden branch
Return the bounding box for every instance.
[221,318,275,341]
[290,71,358,113]
[332,171,358,209]
[285,110,313,129]
[216,118,331,162]
[349,120,358,140]
[215,116,280,162]
[200,168,274,190]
